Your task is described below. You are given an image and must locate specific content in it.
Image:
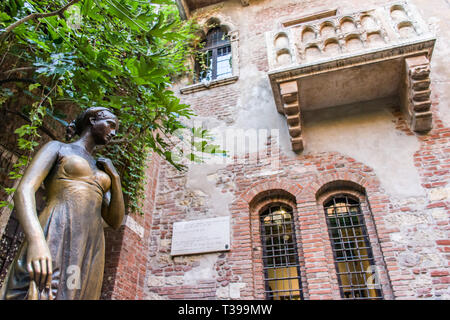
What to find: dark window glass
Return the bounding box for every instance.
[196,27,232,82]
[324,195,383,299]
[260,204,303,300]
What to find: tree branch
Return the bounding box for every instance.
[3,0,80,34]
[4,109,58,140]
[0,78,36,85]
[1,67,36,75]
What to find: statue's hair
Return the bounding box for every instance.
[65,107,116,141]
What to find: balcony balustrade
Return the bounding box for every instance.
[265,2,435,152]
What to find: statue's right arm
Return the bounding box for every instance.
[13,140,61,292]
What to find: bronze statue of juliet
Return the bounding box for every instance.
[0,107,125,300]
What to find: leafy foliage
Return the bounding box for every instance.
[0,0,224,214]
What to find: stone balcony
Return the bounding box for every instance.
[176,0,249,19]
[265,1,436,152]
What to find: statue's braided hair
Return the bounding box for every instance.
[65,107,116,141]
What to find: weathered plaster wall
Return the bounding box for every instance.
[144,0,450,300]
[303,99,423,198]
[177,0,447,197]
[415,0,450,128]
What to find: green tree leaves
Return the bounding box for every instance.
[1,0,222,214]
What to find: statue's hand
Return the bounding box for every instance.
[26,239,53,293]
[97,157,119,178]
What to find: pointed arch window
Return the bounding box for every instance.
[196,26,232,82]
[260,204,303,300]
[324,195,383,299]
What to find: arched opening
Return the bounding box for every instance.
[324,38,341,56]
[259,203,303,300]
[321,191,383,299]
[301,26,316,42]
[195,25,232,82]
[305,44,321,61]
[340,17,356,33]
[320,21,336,38]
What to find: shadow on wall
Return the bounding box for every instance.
[302,97,423,197]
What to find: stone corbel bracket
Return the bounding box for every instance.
[280,81,304,152]
[401,55,432,132]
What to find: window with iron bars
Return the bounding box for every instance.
[324,195,383,299]
[195,27,233,82]
[260,204,303,300]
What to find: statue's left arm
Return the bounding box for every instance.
[98,158,125,230]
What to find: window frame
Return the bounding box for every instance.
[180,21,239,94]
[259,203,304,300]
[196,26,233,82]
[322,193,384,300]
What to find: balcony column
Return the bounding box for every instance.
[280,81,303,152]
[401,55,433,132]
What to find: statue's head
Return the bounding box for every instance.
[66,107,118,145]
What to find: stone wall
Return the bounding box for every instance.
[142,0,449,300]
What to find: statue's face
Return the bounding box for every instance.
[90,111,119,145]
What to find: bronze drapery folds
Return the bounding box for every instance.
[0,107,125,300]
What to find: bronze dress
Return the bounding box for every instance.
[1,144,111,300]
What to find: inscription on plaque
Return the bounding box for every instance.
[170,216,231,256]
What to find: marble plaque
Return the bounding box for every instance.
[170,216,231,256]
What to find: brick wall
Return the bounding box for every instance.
[144,116,449,299]
[101,152,161,299]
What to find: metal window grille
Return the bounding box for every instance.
[260,204,303,300]
[196,27,232,82]
[324,195,383,300]
[0,209,24,287]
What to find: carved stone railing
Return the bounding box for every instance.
[265,1,435,152]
